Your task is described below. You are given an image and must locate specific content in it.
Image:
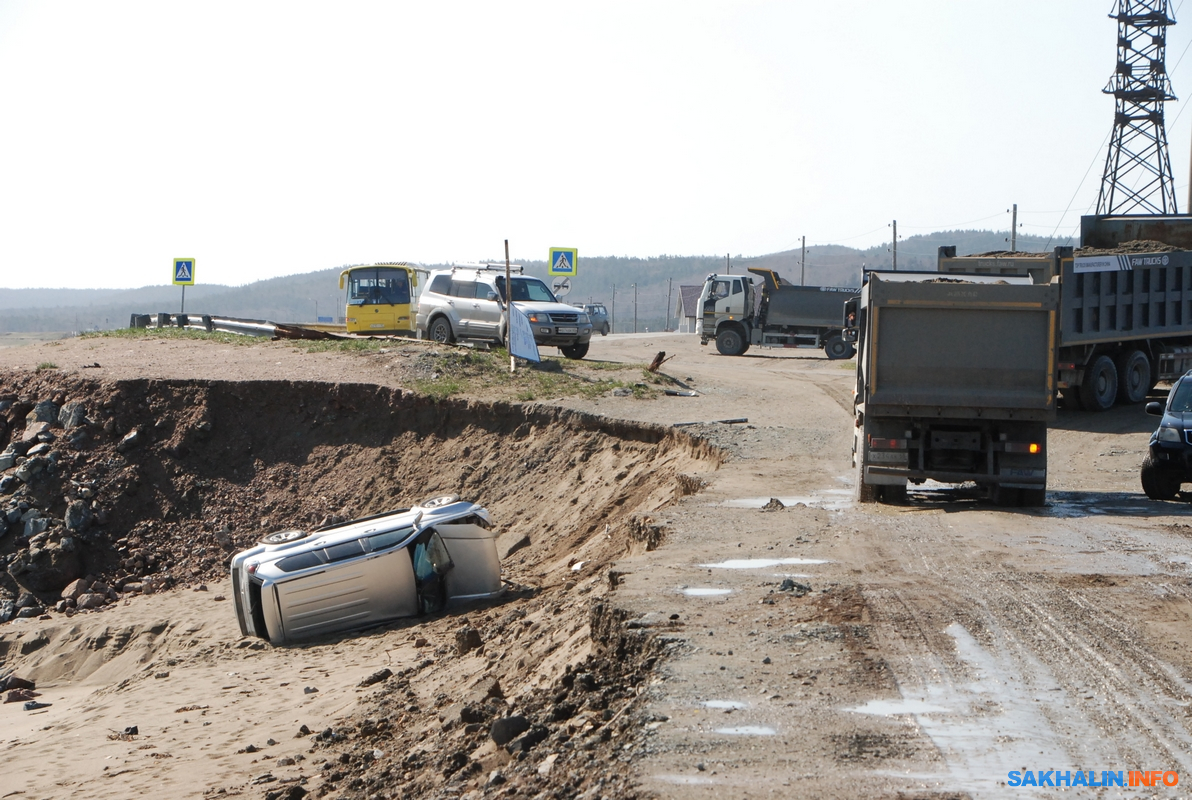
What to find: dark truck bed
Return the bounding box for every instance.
[748,268,856,329]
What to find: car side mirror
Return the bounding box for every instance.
[1146,401,1164,416]
[487,292,500,302]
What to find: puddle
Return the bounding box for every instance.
[652,775,715,785]
[849,698,951,716]
[713,725,776,736]
[681,587,732,597]
[702,700,748,710]
[720,488,852,512]
[699,558,828,569]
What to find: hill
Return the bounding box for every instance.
[0,229,1059,334]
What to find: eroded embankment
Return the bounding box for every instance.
[0,372,721,799]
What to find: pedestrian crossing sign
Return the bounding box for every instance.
[173,258,196,286]
[549,248,577,276]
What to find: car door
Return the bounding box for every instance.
[468,281,503,340]
[448,280,478,336]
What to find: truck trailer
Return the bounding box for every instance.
[938,244,1192,410]
[699,268,858,358]
[848,271,1058,506]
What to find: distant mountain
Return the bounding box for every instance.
[0,230,1061,334]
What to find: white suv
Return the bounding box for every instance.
[416,266,593,359]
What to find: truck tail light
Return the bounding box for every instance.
[869,437,907,449]
[1004,442,1041,454]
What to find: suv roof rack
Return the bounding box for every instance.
[451,263,524,274]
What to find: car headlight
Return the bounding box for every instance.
[1158,426,1183,443]
[527,313,546,324]
[577,314,590,324]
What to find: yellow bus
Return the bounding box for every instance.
[339,262,428,335]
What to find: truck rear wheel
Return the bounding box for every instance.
[825,335,855,360]
[1116,350,1151,405]
[1078,355,1118,411]
[853,459,878,503]
[1141,454,1180,500]
[716,328,747,356]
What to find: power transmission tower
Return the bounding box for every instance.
[1097,0,1179,215]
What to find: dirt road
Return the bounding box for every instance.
[1,332,1191,799]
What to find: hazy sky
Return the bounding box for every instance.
[2,1,1190,289]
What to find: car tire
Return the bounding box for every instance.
[561,342,589,359]
[825,335,855,360]
[429,317,455,344]
[418,493,461,509]
[854,456,878,503]
[1116,350,1151,405]
[1141,454,1180,500]
[1078,354,1118,411]
[601,322,610,336]
[258,529,311,546]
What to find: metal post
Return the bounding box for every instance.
[800,236,806,286]
[726,253,731,274]
[505,239,514,373]
[1011,203,1017,252]
[611,284,616,334]
[180,285,186,315]
[666,278,672,332]
[892,220,898,270]
[632,284,637,333]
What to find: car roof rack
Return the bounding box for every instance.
[451,263,525,274]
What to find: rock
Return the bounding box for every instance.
[25,443,51,457]
[55,600,69,613]
[15,591,38,609]
[116,428,143,454]
[497,532,531,560]
[303,686,319,694]
[778,578,811,597]
[76,593,106,610]
[21,422,50,443]
[123,726,138,735]
[455,626,483,655]
[760,497,786,511]
[14,458,45,483]
[61,578,90,600]
[506,724,549,754]
[58,402,86,430]
[0,600,13,623]
[23,517,49,538]
[486,769,506,788]
[612,387,633,397]
[5,689,40,703]
[263,786,306,800]
[16,606,42,618]
[357,668,392,688]
[23,701,51,711]
[490,715,530,746]
[2,676,35,691]
[0,452,14,471]
[64,500,91,533]
[28,401,58,425]
[0,476,17,495]
[7,540,81,592]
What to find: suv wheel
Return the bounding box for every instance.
[429,317,454,344]
[561,342,589,360]
[601,322,610,336]
[1141,454,1181,500]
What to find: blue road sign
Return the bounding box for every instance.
[549,248,577,276]
[173,258,196,286]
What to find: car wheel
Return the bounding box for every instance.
[418,493,461,509]
[716,328,746,356]
[560,342,589,359]
[854,455,878,503]
[429,317,454,344]
[1141,454,1180,500]
[259,529,311,546]
[601,322,610,336]
[825,335,854,360]
[1078,354,1118,411]
[1116,350,1151,405]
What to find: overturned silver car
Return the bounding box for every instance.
[230,496,502,644]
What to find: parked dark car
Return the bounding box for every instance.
[1142,373,1192,500]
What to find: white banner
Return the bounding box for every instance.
[1074,255,1132,273]
[508,303,540,362]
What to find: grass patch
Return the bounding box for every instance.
[296,338,387,354]
[838,361,857,370]
[83,327,264,346]
[36,362,58,371]
[410,347,649,401]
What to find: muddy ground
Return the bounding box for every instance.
[1,332,1191,799]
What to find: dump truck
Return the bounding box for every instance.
[938,242,1192,411]
[847,271,1058,506]
[699,267,858,358]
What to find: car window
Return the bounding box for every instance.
[428,274,450,295]
[367,527,414,552]
[449,280,477,298]
[324,540,366,562]
[277,551,326,573]
[1170,379,1192,412]
[475,283,496,300]
[496,277,556,303]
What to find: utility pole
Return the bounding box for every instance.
[800,236,806,286]
[726,253,731,274]
[666,278,673,332]
[891,220,898,270]
[611,284,616,334]
[505,239,514,373]
[632,283,638,333]
[1011,204,1018,252]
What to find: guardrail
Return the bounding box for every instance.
[129,313,342,340]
